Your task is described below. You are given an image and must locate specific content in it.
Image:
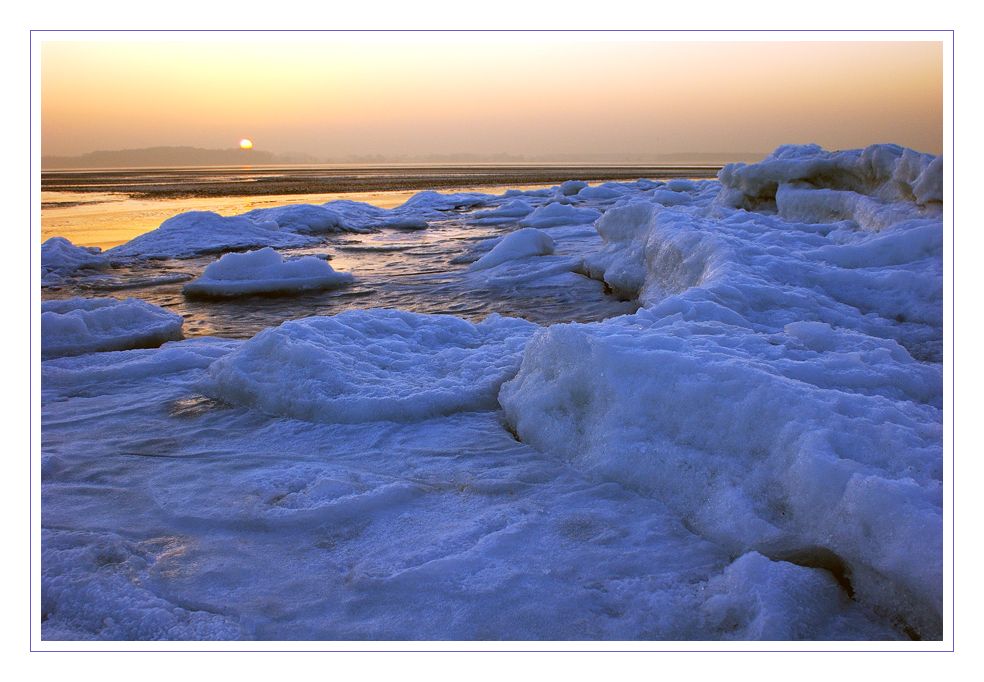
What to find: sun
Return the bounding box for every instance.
[239,138,254,150]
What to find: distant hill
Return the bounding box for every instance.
[41,146,316,169]
[42,146,767,169]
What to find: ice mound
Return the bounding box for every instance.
[399,190,491,211]
[107,211,318,260]
[502,143,944,637]
[470,228,555,271]
[204,309,536,423]
[717,144,943,230]
[42,297,184,359]
[499,315,942,638]
[558,180,588,196]
[519,202,601,228]
[241,204,346,234]
[699,552,887,640]
[182,247,353,298]
[469,199,535,225]
[41,237,109,280]
[576,183,628,201]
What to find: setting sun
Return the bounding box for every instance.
[239,138,253,150]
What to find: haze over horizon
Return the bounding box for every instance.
[41,39,943,161]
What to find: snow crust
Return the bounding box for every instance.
[41,297,184,359]
[183,247,353,298]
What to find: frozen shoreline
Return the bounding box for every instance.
[40,144,944,641]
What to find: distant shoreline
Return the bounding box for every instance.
[41,164,724,199]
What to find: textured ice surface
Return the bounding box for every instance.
[501,144,945,639]
[41,337,896,640]
[41,297,184,359]
[41,144,944,641]
[183,247,353,298]
[203,309,536,423]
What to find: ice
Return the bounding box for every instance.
[41,337,896,640]
[40,143,944,641]
[470,228,555,271]
[519,202,602,228]
[399,190,492,211]
[182,247,354,298]
[41,297,184,359]
[41,237,109,279]
[107,211,319,259]
[499,145,944,639]
[717,143,943,230]
[558,180,588,196]
[241,204,346,234]
[203,309,537,423]
[576,183,628,201]
[469,199,535,225]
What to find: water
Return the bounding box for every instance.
[42,196,639,338]
[41,163,720,250]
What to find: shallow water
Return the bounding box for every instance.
[42,210,637,338]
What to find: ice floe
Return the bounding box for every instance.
[41,297,184,359]
[519,202,602,228]
[470,228,555,271]
[183,247,353,298]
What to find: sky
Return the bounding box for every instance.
[40,38,944,161]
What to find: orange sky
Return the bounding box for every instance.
[41,39,943,159]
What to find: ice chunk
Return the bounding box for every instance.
[204,309,536,423]
[182,247,353,298]
[41,237,108,275]
[41,297,184,359]
[649,189,693,207]
[399,190,492,211]
[107,211,317,260]
[558,180,588,196]
[576,183,626,201]
[469,199,535,225]
[241,204,345,234]
[519,202,601,229]
[470,228,555,271]
[717,144,943,228]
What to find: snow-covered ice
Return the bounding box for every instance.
[107,211,320,260]
[183,247,353,298]
[469,228,555,271]
[203,310,535,423]
[42,237,109,285]
[41,297,184,359]
[519,202,602,228]
[40,144,944,641]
